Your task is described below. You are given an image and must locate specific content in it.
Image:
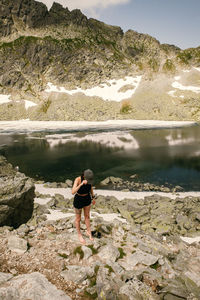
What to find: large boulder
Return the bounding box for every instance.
[0,272,71,300]
[0,156,35,228]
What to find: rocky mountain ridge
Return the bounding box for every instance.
[0,0,200,121]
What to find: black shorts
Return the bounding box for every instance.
[73,194,92,209]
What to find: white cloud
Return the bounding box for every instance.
[40,0,130,15]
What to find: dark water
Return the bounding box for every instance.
[0,125,200,190]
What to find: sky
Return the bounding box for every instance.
[40,0,200,49]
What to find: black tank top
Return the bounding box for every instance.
[77,176,91,194]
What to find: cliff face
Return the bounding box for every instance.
[0,155,35,228]
[0,0,200,121]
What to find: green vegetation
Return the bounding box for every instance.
[87,245,98,255]
[148,58,159,72]
[120,100,132,114]
[73,246,84,259]
[58,253,68,259]
[177,51,192,64]
[41,99,51,113]
[84,265,99,299]
[150,261,160,270]
[162,59,176,73]
[117,247,126,259]
[105,264,114,274]
[84,291,98,299]
[94,265,100,274]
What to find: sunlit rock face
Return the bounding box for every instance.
[0,156,35,228]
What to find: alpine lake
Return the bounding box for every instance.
[1,124,200,191]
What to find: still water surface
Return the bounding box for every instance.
[0,125,200,190]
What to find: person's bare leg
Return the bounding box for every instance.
[83,205,94,241]
[75,208,85,244]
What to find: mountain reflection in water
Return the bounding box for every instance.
[0,126,200,191]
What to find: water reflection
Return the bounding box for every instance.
[0,126,200,190]
[41,131,139,150]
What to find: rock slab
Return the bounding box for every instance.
[0,156,35,228]
[0,272,71,300]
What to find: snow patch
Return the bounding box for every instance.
[45,76,142,102]
[0,120,196,134]
[174,76,181,80]
[168,91,184,99]
[0,94,12,105]
[172,81,200,93]
[180,236,200,245]
[24,100,37,110]
[194,67,200,72]
[168,90,176,97]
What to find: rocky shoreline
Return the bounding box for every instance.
[0,185,200,299]
[0,157,200,299]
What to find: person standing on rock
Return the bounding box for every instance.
[72,169,96,244]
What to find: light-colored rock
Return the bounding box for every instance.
[7,235,28,254]
[60,265,94,284]
[0,273,13,284]
[0,272,71,300]
[119,277,159,300]
[120,250,159,270]
[98,244,120,263]
[65,179,73,187]
[82,246,93,259]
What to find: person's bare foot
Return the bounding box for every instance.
[78,235,86,244]
[86,231,94,241]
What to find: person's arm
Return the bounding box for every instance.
[90,186,95,198]
[91,186,96,205]
[71,177,87,195]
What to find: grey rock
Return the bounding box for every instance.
[96,265,122,300]
[160,276,189,299]
[7,235,28,254]
[98,244,120,262]
[120,250,159,270]
[183,269,200,298]
[82,245,93,259]
[119,277,159,300]
[60,265,94,284]
[0,273,13,285]
[0,272,71,300]
[100,177,110,186]
[0,156,35,228]
[65,179,73,187]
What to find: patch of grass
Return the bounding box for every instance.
[162,59,176,73]
[120,242,126,247]
[84,291,98,299]
[177,51,192,65]
[150,261,160,270]
[58,253,68,259]
[73,246,84,259]
[105,264,114,274]
[41,99,51,113]
[120,100,132,114]
[148,58,159,72]
[87,245,98,255]
[89,276,97,287]
[94,265,100,274]
[117,247,126,260]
